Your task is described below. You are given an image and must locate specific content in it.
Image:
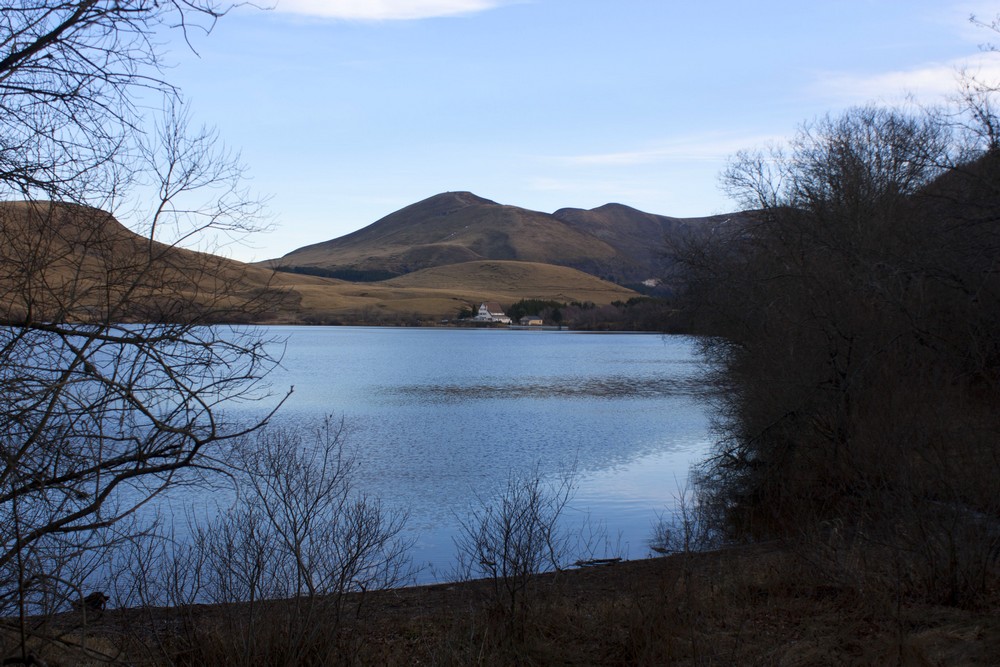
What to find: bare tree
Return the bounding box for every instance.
[0,2,290,663]
[0,2,240,203]
[114,420,411,666]
[453,470,574,634]
[678,92,1000,604]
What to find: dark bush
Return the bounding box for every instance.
[678,103,1000,606]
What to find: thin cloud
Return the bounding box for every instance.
[811,52,1000,105]
[275,0,514,20]
[529,177,663,199]
[548,134,786,168]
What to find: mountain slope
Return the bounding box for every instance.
[383,260,636,301]
[0,201,637,325]
[551,203,730,282]
[270,260,635,324]
[266,192,623,278]
[0,201,308,323]
[268,192,738,287]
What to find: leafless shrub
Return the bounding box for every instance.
[677,80,1000,607]
[648,484,719,557]
[453,470,574,634]
[114,419,411,666]
[0,2,289,664]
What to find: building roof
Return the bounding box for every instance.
[481,301,506,314]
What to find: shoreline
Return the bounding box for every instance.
[49,543,1000,665]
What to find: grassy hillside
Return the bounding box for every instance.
[283,260,637,324]
[265,192,734,287]
[268,192,624,276]
[0,202,636,324]
[384,260,635,301]
[552,203,731,285]
[0,201,309,323]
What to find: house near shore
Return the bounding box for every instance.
[519,315,544,326]
[474,302,512,324]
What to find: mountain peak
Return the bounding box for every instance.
[593,202,640,214]
[268,193,736,292]
[436,191,496,205]
[408,191,498,214]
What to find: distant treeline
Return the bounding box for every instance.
[273,265,400,282]
[456,297,688,332]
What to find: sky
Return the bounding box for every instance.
[160,0,1000,262]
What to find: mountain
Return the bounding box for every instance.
[383,260,636,302]
[0,201,637,325]
[551,203,730,285]
[267,192,620,279]
[0,200,332,323]
[0,194,741,325]
[266,192,738,289]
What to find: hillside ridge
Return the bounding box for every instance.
[267,192,742,291]
[0,201,639,324]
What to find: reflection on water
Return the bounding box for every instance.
[387,374,708,402]
[214,327,713,582]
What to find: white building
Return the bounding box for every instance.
[474,301,512,324]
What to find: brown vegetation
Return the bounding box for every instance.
[0,203,638,325]
[10,546,1000,665]
[0,201,301,324]
[676,100,1000,610]
[263,191,731,290]
[266,259,639,324]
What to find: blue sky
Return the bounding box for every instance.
[162,1,1000,261]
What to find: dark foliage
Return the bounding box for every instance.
[273,265,401,282]
[505,299,566,322]
[677,103,1000,606]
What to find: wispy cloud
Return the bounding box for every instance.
[529,177,664,200]
[274,0,516,20]
[547,133,786,168]
[810,52,1000,105]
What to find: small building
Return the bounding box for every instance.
[474,302,512,324]
[519,315,544,326]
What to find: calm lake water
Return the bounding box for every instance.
[220,326,713,582]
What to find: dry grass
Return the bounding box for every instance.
[18,544,997,666]
[0,201,637,324]
[252,260,637,323]
[264,192,625,277]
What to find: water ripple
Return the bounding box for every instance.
[382,375,707,402]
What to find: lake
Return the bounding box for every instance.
[219,326,713,582]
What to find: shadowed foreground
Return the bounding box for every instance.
[19,544,999,666]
